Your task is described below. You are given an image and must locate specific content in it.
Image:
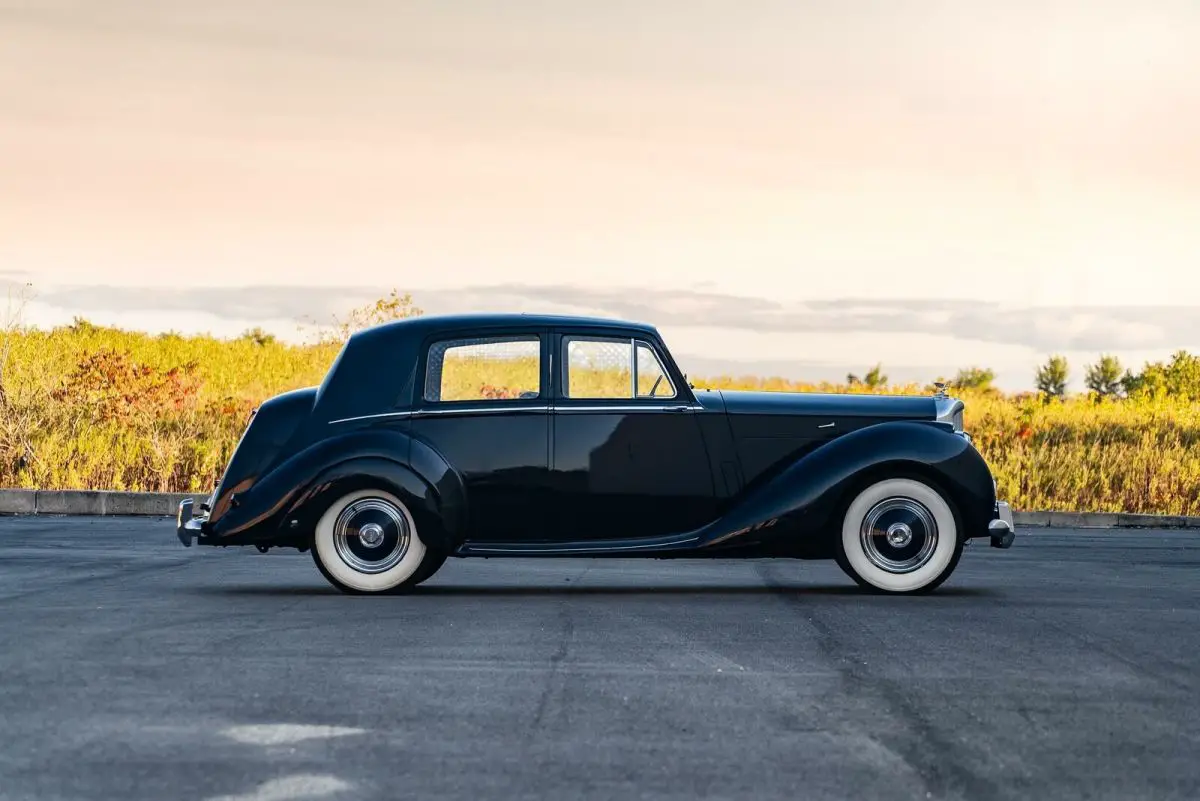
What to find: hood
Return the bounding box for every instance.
[716,390,937,420]
[712,389,946,487]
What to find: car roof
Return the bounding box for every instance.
[317,311,685,421]
[355,312,660,339]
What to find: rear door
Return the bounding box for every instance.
[410,330,552,542]
[547,331,717,541]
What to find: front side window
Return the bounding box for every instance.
[564,337,632,398]
[563,336,676,400]
[424,335,541,402]
[636,342,675,398]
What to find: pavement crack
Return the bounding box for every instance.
[754,561,1004,801]
[526,563,587,739]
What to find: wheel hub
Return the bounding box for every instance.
[885,522,913,548]
[358,523,385,548]
[860,497,938,574]
[331,498,410,574]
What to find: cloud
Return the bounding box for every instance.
[416,284,1200,354]
[18,281,1200,354]
[39,284,376,325]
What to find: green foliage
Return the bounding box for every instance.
[1085,354,1124,398]
[239,327,277,347]
[1122,350,1200,402]
[321,289,423,344]
[952,366,996,392]
[847,364,887,389]
[0,318,338,492]
[1035,355,1070,398]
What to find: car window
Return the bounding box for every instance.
[636,342,676,399]
[563,337,677,400]
[424,335,541,402]
[564,337,632,398]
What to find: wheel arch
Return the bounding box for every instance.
[281,455,463,555]
[823,458,970,546]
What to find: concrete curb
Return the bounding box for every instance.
[1011,510,1200,529]
[1,488,1199,528]
[0,489,207,517]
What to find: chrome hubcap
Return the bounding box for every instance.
[359,523,385,548]
[332,498,410,574]
[886,522,913,548]
[860,497,938,574]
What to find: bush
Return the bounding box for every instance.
[4,297,1200,513]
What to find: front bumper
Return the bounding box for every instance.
[176,498,210,547]
[988,500,1015,549]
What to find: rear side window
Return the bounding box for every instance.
[424,335,541,402]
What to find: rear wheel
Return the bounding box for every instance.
[835,477,964,594]
[311,488,443,594]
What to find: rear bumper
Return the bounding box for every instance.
[175,498,211,547]
[988,500,1015,549]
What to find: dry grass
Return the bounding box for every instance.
[2,320,1199,513]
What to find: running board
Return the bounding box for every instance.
[455,532,702,557]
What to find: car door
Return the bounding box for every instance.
[548,330,717,541]
[409,330,552,542]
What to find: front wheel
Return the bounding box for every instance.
[835,477,964,594]
[311,488,442,594]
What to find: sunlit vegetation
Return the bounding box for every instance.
[2,287,1199,514]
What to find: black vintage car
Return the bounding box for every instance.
[176,313,1014,594]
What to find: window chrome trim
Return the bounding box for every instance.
[329,402,704,424]
[416,404,550,415]
[329,405,551,424]
[629,336,635,398]
[328,411,415,425]
[552,404,701,413]
[634,338,677,400]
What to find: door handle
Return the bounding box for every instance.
[818,422,836,429]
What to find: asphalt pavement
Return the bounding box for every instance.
[0,517,1197,801]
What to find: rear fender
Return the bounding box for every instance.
[207,428,466,550]
[700,421,995,549]
[281,457,456,554]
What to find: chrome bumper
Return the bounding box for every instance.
[176,498,209,547]
[988,500,1015,549]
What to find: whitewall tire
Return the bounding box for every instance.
[836,477,963,594]
[311,489,431,594]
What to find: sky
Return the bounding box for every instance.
[3,0,1200,389]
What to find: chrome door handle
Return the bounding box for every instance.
[818,422,836,429]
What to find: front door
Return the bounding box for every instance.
[410,331,551,542]
[548,333,716,541]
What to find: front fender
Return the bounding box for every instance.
[207,429,467,550]
[698,421,996,550]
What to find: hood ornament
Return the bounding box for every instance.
[933,381,948,399]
